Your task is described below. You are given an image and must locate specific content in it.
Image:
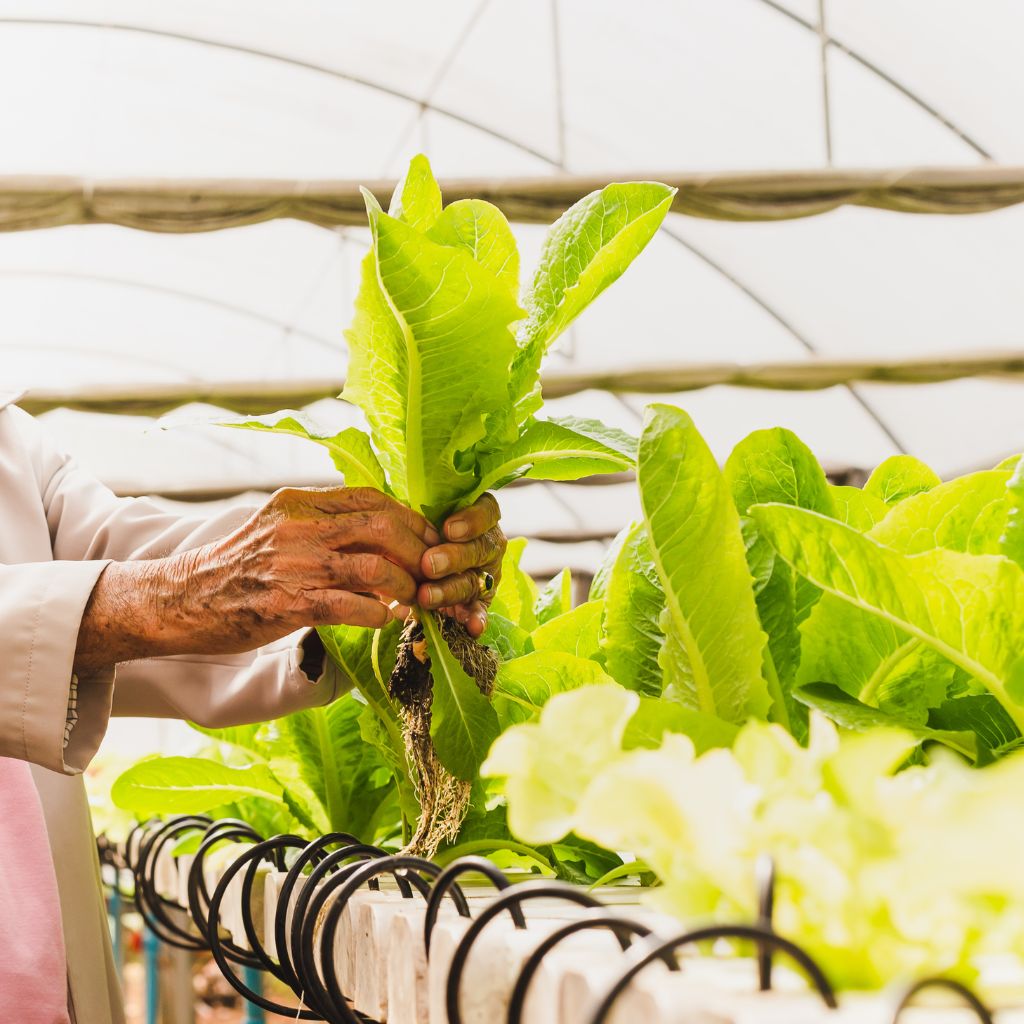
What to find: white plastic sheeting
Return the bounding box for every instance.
[1,0,1023,558]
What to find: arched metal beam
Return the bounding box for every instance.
[0,342,199,379]
[658,222,909,452]
[381,0,911,453]
[0,269,343,354]
[0,13,908,451]
[0,17,557,166]
[757,0,992,159]
[380,0,494,173]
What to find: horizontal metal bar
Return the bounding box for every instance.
[3,165,1024,234]
[111,474,636,504]
[16,350,1024,417]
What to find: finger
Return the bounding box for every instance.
[317,511,429,577]
[418,570,481,610]
[306,590,391,629]
[422,526,505,579]
[438,605,470,627]
[443,493,500,542]
[460,600,488,637]
[322,552,418,604]
[291,487,440,544]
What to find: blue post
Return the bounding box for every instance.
[143,926,160,1024]
[241,967,265,1023]
[109,887,123,984]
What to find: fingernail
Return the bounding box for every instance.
[430,552,449,574]
[425,526,441,545]
[447,520,468,540]
[425,585,443,605]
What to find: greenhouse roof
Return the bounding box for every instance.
[3,0,1024,572]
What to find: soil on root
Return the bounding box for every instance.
[389,615,498,858]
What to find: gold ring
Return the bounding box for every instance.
[477,571,495,597]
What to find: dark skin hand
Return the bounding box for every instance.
[73,487,506,677]
[412,491,505,635]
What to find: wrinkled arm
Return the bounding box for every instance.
[6,408,338,773]
[5,408,504,774]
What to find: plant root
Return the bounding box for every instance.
[390,615,498,858]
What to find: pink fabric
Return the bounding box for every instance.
[0,757,70,1024]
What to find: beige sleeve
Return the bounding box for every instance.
[111,633,343,727]
[0,559,115,774]
[5,407,337,775]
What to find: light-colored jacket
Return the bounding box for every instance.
[0,396,341,1024]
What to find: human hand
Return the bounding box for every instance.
[416,493,507,637]
[187,486,440,644]
[75,487,438,673]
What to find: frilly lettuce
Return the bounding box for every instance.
[487,684,1024,989]
[482,683,640,843]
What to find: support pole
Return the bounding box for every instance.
[241,967,266,1024]
[109,887,123,984]
[144,927,160,1024]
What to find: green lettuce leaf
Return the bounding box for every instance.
[794,683,978,761]
[265,757,329,835]
[112,757,286,816]
[600,521,665,697]
[534,567,572,625]
[623,697,739,752]
[344,189,522,518]
[864,455,941,505]
[740,517,775,596]
[488,537,539,631]
[798,471,1014,724]
[427,199,519,295]
[872,646,969,725]
[281,692,394,839]
[638,404,770,722]
[798,594,959,725]
[466,417,636,505]
[187,721,263,754]
[480,613,532,661]
[753,504,1024,731]
[798,593,913,701]
[387,152,442,230]
[482,683,640,843]
[510,182,676,423]
[589,522,631,601]
[725,427,835,737]
[358,705,418,825]
[492,650,614,727]
[725,427,834,516]
[543,836,622,885]
[531,600,604,660]
[422,612,499,780]
[318,622,402,747]
[1001,455,1024,569]
[927,694,1022,764]
[872,470,1012,555]
[222,415,388,492]
[830,485,889,530]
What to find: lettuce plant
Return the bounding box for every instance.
[486,685,1024,989]
[120,156,673,855]
[571,404,1024,764]
[111,545,634,882]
